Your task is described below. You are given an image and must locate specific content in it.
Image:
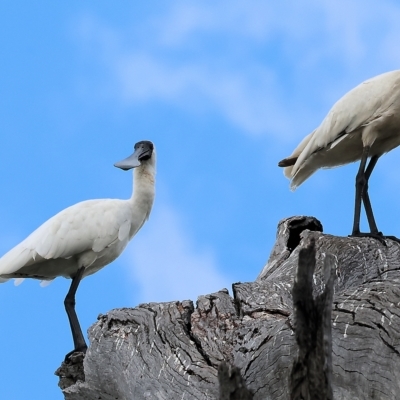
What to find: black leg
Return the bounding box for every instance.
[362,155,380,234]
[350,148,387,244]
[64,266,87,360]
[352,146,370,235]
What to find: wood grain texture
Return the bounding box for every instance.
[56,216,400,400]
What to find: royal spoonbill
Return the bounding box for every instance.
[0,140,156,358]
[278,70,400,242]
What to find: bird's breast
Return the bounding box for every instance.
[82,238,129,278]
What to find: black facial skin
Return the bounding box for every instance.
[135,140,154,161]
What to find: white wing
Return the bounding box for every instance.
[0,199,132,277]
[290,70,400,179]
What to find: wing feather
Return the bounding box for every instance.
[0,199,132,278]
[290,70,400,180]
[118,220,131,241]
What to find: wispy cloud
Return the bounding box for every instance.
[153,0,276,45]
[72,4,293,137]
[72,0,400,140]
[113,53,288,135]
[124,203,231,303]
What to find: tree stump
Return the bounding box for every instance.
[56,216,400,400]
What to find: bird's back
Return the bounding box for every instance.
[283,70,400,189]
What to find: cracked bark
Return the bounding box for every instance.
[55,216,400,400]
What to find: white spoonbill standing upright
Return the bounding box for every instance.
[278,70,400,242]
[0,140,156,358]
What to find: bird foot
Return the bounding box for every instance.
[349,231,387,246]
[64,346,87,363]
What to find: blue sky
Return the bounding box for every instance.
[1,1,400,398]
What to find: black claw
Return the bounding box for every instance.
[64,346,87,362]
[384,235,400,244]
[349,232,400,246]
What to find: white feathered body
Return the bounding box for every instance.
[284,70,400,189]
[0,162,155,282]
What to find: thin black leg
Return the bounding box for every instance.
[350,151,388,244]
[64,266,87,360]
[362,193,379,233]
[362,155,380,234]
[349,149,400,244]
[364,156,400,244]
[352,146,370,235]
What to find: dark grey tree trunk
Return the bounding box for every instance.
[56,216,400,400]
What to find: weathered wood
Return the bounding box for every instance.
[55,352,85,391]
[290,238,335,400]
[56,216,400,400]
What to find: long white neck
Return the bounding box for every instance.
[129,157,156,224]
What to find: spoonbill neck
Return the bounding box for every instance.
[130,162,156,213]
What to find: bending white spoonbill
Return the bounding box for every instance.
[278,70,400,242]
[0,140,156,358]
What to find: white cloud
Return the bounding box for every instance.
[114,53,288,135]
[124,203,231,303]
[154,0,276,45]
[72,6,293,137]
[73,0,400,139]
[154,0,400,69]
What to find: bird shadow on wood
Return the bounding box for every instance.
[290,237,336,400]
[218,361,253,400]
